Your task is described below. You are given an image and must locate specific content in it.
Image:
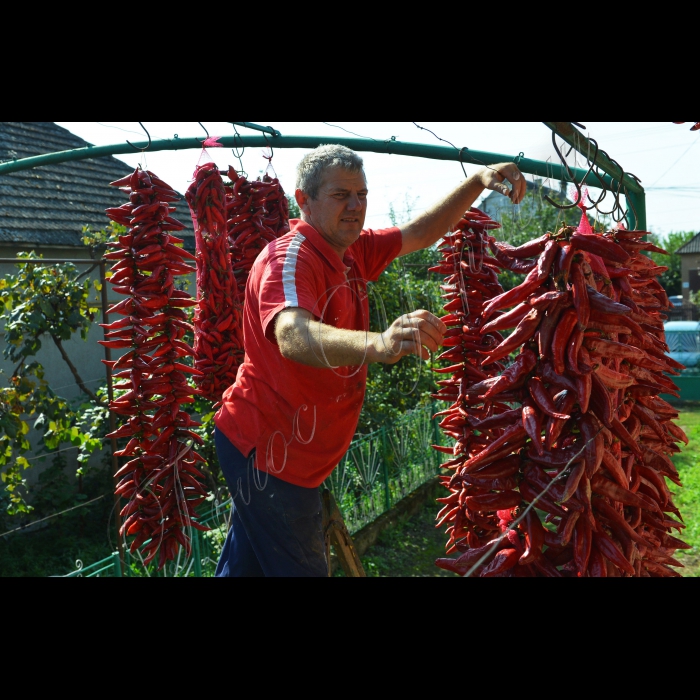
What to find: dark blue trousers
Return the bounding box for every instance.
[214,428,328,577]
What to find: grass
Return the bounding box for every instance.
[0,501,114,577]
[334,496,454,577]
[668,406,700,576]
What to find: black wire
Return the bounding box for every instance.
[412,122,469,178]
[0,495,106,539]
[411,122,511,182]
[321,122,379,141]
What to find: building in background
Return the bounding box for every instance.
[0,121,194,401]
[674,232,700,304]
[479,178,568,221]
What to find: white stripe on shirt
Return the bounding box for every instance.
[282,233,306,307]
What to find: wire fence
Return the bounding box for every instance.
[55,402,447,577]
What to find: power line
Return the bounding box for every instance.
[0,495,106,539]
[321,122,380,141]
[651,139,699,187]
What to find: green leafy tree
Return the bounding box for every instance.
[287,194,301,219]
[0,247,112,517]
[359,195,442,433]
[647,230,696,296]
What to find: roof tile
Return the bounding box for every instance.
[675,232,700,255]
[0,122,194,251]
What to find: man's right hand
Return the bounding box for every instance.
[371,310,446,364]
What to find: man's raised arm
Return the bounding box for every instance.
[398,162,526,257]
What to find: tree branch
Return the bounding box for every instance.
[50,335,105,405]
[76,262,99,282]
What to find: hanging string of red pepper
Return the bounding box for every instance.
[225,166,290,300]
[185,163,244,404]
[429,208,526,571]
[102,168,209,570]
[432,207,689,577]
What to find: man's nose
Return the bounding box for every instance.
[346,194,363,211]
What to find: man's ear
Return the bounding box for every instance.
[295,188,309,214]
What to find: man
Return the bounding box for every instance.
[214,145,525,577]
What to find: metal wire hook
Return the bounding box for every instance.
[582,137,606,208]
[197,122,209,144]
[126,122,151,152]
[623,185,639,230]
[230,124,247,178]
[544,133,581,210]
[602,156,627,221]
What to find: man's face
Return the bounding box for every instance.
[296,167,368,257]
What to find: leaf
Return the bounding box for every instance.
[94,280,102,292]
[39,299,54,318]
[3,419,17,440]
[16,456,29,469]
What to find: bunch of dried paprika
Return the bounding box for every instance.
[185,163,245,404]
[225,167,290,299]
[433,210,689,577]
[428,208,526,566]
[102,167,209,570]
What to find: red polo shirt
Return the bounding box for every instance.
[214,219,402,488]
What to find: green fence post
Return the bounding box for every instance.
[111,551,122,578]
[192,530,203,578]
[432,402,442,472]
[379,428,391,512]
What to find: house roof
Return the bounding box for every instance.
[479,179,569,218]
[674,232,700,255]
[0,122,194,251]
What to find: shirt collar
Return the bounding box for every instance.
[289,219,356,274]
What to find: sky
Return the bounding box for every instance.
[54,122,700,241]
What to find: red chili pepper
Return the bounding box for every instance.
[572,516,592,575]
[464,490,521,513]
[570,232,631,265]
[544,391,577,450]
[481,267,544,320]
[519,508,545,565]
[480,548,520,577]
[494,233,549,259]
[551,309,578,374]
[528,377,570,419]
[590,474,660,513]
[570,262,590,331]
[592,529,635,575]
[483,349,537,398]
[480,308,541,365]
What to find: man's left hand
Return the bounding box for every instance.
[479,162,526,205]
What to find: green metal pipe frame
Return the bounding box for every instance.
[228,122,281,137]
[0,129,646,230]
[543,122,646,231]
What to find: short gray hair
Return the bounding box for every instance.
[296,145,365,200]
